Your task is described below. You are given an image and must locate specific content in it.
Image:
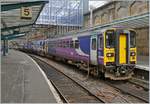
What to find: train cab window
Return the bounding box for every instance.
[106,30,115,48]
[75,40,79,49]
[92,38,96,50]
[130,31,136,48]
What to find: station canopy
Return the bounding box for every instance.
[66,12,149,36]
[1,0,48,40]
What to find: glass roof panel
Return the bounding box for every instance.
[36,0,83,26]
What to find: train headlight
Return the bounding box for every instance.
[106,53,114,57]
[130,52,136,56]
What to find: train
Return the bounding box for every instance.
[22,27,137,80]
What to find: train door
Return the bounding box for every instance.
[119,34,127,64]
[90,35,98,65]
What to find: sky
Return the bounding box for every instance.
[89,1,108,10]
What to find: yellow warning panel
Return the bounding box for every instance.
[21,7,32,19]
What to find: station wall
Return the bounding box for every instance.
[83,1,149,57]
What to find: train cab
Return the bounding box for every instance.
[102,28,136,80]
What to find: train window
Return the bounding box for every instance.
[106,30,115,48]
[52,41,54,47]
[61,41,63,47]
[92,38,96,50]
[59,41,62,47]
[130,31,136,48]
[57,41,59,47]
[99,36,103,48]
[53,42,55,47]
[59,41,61,47]
[40,41,42,46]
[63,41,65,48]
[64,41,66,48]
[64,41,67,48]
[75,40,79,49]
[43,41,45,49]
[70,41,74,48]
[55,41,57,47]
[50,42,52,47]
[66,41,69,48]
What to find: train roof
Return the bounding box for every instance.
[47,28,106,41]
[47,27,135,42]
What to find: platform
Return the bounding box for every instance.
[1,50,60,103]
[136,56,149,71]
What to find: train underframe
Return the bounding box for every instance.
[104,65,135,80]
[45,53,134,80]
[65,59,135,80]
[67,59,135,80]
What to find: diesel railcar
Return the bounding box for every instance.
[24,28,136,80]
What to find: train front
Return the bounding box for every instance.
[103,28,136,80]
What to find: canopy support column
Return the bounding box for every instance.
[6,38,8,54]
[3,37,8,56]
[3,38,6,56]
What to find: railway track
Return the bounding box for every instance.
[106,80,149,103]
[28,53,149,103]
[30,55,104,103]
[129,77,149,90]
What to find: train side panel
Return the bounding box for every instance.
[77,35,91,63]
[47,35,91,64]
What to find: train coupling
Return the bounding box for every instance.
[115,65,127,76]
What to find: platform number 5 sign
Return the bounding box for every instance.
[21,7,32,19]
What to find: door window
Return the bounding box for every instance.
[75,40,79,49]
[92,38,96,50]
[99,36,103,48]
